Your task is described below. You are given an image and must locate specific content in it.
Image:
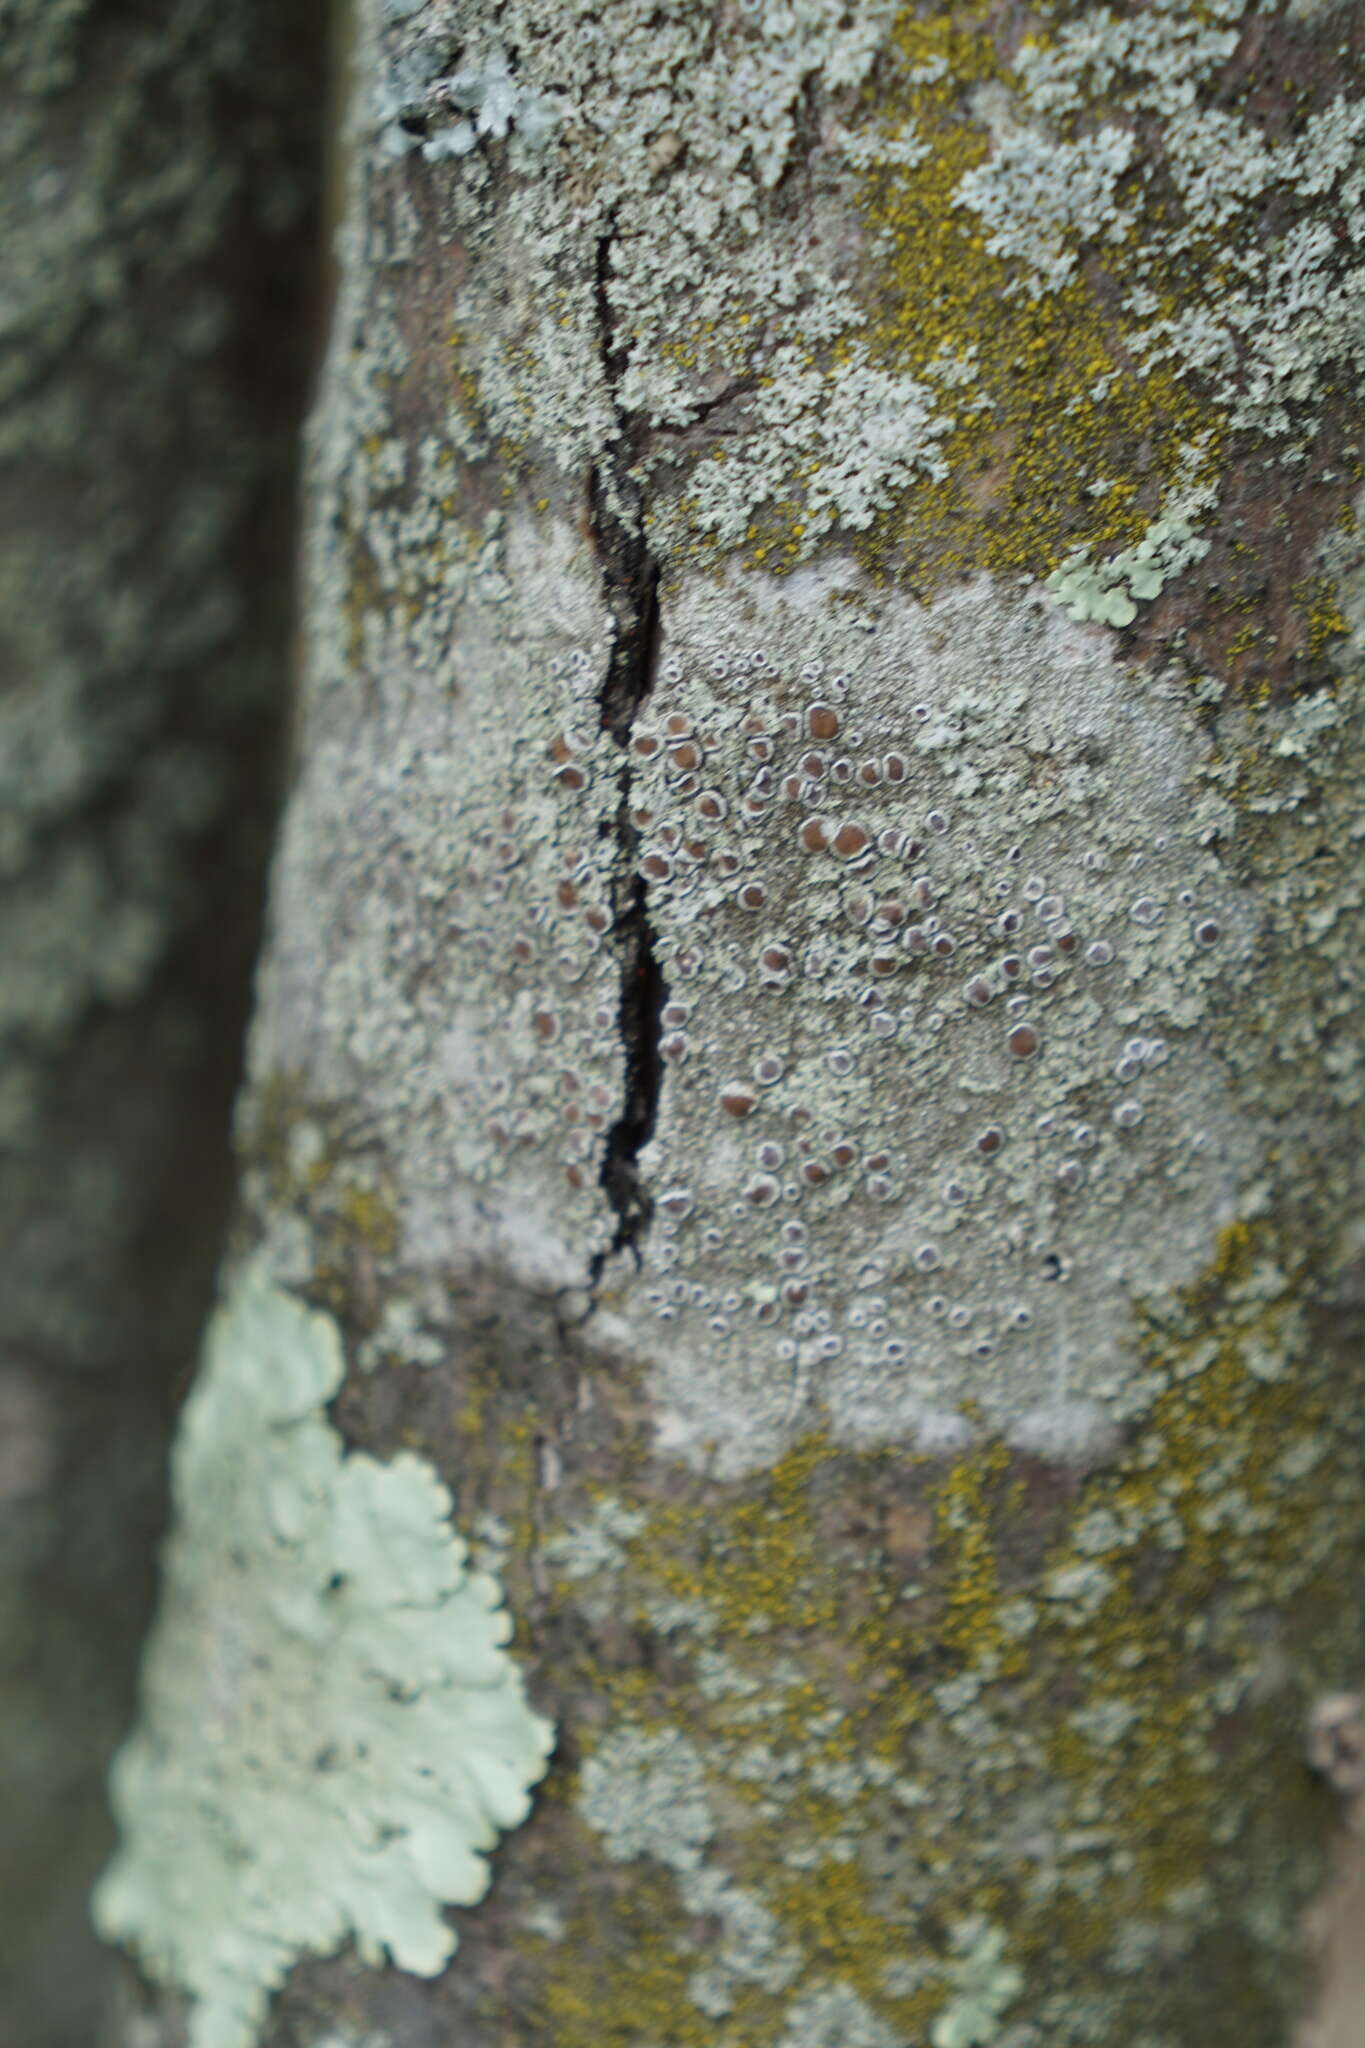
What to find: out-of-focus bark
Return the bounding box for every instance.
[0,3,323,2041]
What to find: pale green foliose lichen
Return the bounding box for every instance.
[1045,514,1212,627]
[929,1923,1024,2048]
[93,1259,554,2048]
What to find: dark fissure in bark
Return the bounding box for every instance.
[589,227,667,1272]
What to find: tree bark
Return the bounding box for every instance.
[101,2,1365,2045]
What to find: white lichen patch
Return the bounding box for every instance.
[683,345,950,549]
[251,507,626,1292]
[93,1260,553,2048]
[356,1283,450,1371]
[584,564,1262,1471]
[578,1725,714,1873]
[955,121,1137,297]
[543,1498,648,1582]
[685,1867,803,2008]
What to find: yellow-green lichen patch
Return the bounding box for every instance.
[232,1075,416,1356]
[520,1210,1365,2047]
[1031,1231,1354,1914]
[928,1444,1013,1670]
[538,1866,739,2048]
[697,0,1363,670]
[1293,574,1351,664]
[847,9,1221,591]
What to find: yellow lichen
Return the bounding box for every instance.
[1294,574,1350,661]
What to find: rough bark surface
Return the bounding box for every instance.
[0,2,322,2041]
[105,2,1365,2046]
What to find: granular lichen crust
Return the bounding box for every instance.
[252,507,626,1289]
[268,518,1294,1475]
[587,563,1267,1471]
[93,1259,553,2048]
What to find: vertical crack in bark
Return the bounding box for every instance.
[589,224,667,1276]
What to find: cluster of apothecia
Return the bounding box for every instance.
[464,612,1250,1443]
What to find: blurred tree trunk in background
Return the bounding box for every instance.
[0,2,323,2041]
[97,3,1365,2048]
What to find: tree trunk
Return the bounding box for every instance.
[0,2,323,2041]
[98,2,1365,2045]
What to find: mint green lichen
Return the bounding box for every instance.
[93,1260,553,2048]
[1046,515,1211,628]
[929,1924,1024,2048]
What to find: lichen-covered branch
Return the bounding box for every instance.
[101,1,1365,2044]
